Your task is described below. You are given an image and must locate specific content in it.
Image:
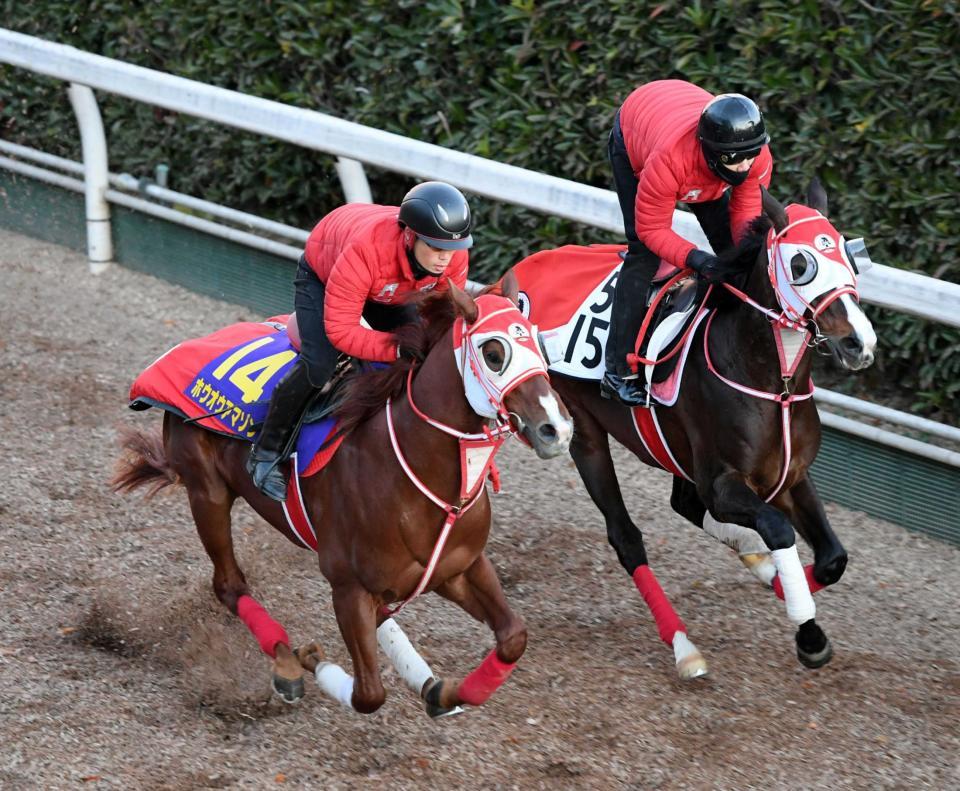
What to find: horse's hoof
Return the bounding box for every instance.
[797,638,834,669]
[672,632,708,680]
[272,674,305,704]
[677,652,709,680]
[427,703,465,720]
[422,678,464,720]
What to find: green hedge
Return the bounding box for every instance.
[2,0,957,419]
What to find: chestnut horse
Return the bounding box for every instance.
[114,278,573,717]
[510,181,876,677]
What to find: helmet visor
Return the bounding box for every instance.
[416,232,474,251]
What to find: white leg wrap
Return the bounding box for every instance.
[376,618,434,696]
[772,545,816,625]
[314,662,355,708]
[703,513,768,556]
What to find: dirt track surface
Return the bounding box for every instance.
[1,228,958,790]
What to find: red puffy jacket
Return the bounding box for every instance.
[304,203,469,362]
[619,80,774,267]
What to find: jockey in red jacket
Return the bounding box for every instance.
[602,79,774,406]
[247,181,472,500]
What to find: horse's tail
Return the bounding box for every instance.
[111,426,179,497]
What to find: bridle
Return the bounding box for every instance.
[382,294,550,616]
[704,205,863,501]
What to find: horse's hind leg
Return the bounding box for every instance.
[671,477,776,586]
[428,553,526,714]
[169,422,304,702]
[569,409,706,679]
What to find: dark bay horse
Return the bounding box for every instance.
[113,278,573,716]
[510,181,876,677]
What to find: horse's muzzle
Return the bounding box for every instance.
[833,334,875,371]
[524,416,573,459]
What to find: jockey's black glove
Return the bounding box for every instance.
[396,343,425,363]
[685,249,730,284]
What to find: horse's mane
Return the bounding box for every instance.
[332,289,459,436]
[708,214,773,311]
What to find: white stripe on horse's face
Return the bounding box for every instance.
[539,392,573,449]
[840,293,877,368]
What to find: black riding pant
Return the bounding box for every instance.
[293,256,416,387]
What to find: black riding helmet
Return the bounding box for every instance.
[398,181,473,250]
[698,94,769,186]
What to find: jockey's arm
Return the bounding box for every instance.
[323,247,400,363]
[634,161,696,268]
[728,147,774,243]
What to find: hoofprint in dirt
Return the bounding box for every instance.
[0,228,957,790]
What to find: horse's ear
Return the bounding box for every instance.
[500,270,520,306]
[806,177,829,217]
[761,186,788,232]
[448,281,479,324]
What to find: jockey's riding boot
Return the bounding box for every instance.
[601,252,655,407]
[246,360,317,501]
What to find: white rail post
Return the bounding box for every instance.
[67,83,112,273]
[334,156,372,203]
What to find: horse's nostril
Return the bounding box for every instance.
[537,422,558,443]
[841,336,863,354]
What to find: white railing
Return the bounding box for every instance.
[0,29,957,469]
[1,28,959,327]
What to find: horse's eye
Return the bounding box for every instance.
[482,339,506,373]
[790,251,818,286]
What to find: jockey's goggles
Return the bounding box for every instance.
[719,147,762,165]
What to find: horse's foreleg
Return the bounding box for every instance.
[429,554,526,714]
[709,472,833,668]
[571,416,705,678]
[311,585,384,714]
[778,474,848,587]
[671,477,775,586]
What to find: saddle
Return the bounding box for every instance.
[513,243,708,405]
[634,258,705,386]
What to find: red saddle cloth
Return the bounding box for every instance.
[128,315,345,478]
[512,244,683,380]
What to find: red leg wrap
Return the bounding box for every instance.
[632,565,686,645]
[772,563,825,601]
[237,595,289,658]
[457,649,517,706]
